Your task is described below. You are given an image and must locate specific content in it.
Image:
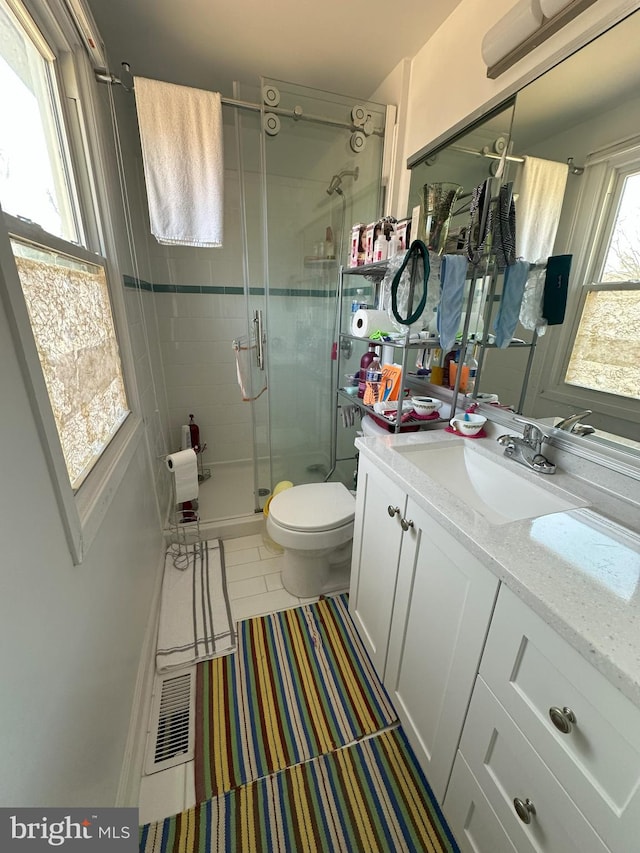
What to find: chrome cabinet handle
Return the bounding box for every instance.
[400,517,414,531]
[387,505,400,518]
[549,706,576,734]
[513,797,536,824]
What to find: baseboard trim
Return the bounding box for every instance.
[115,540,166,807]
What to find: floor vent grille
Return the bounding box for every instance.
[144,668,195,775]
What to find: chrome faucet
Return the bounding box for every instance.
[497,423,556,474]
[554,409,595,435]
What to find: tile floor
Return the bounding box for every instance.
[138,531,321,826]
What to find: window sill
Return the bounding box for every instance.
[74,414,144,563]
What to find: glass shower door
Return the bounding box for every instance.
[234,82,271,511]
[260,78,387,488]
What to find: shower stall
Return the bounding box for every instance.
[116,75,388,526]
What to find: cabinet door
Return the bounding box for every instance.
[348,456,406,677]
[445,753,517,853]
[384,501,499,801]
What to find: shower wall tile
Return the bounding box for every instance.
[210,294,248,320]
[157,315,245,343]
[163,362,226,388]
[167,256,213,287]
[153,293,181,319]
[166,405,251,463]
[160,340,216,366]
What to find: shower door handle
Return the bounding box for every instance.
[254,310,265,371]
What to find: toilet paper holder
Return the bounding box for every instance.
[162,453,201,570]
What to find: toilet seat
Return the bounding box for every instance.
[269,482,355,532]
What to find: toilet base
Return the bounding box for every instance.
[281,542,352,598]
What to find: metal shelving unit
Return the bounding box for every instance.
[327,255,541,479]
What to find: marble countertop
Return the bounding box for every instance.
[355,426,640,707]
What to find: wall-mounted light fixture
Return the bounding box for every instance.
[482,0,598,79]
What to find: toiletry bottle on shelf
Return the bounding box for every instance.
[388,230,401,259]
[325,226,335,259]
[364,355,382,405]
[358,343,378,398]
[449,350,470,392]
[464,343,479,395]
[373,233,388,262]
[351,287,364,313]
[188,413,200,453]
[443,349,456,388]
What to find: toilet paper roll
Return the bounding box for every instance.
[166,449,199,503]
[351,308,391,337]
[481,0,543,68]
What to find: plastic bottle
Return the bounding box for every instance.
[188,413,200,452]
[464,343,479,395]
[364,354,383,405]
[365,354,382,383]
[325,226,335,259]
[387,231,401,259]
[351,287,364,313]
[358,343,378,398]
[373,234,388,262]
[443,350,456,389]
[449,350,469,392]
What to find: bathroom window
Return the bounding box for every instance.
[0,0,80,242]
[0,0,137,562]
[10,237,129,489]
[552,148,640,419]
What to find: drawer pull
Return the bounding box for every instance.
[513,797,536,824]
[549,706,576,734]
[400,517,414,531]
[387,505,400,518]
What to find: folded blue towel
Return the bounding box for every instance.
[493,259,530,348]
[437,254,468,352]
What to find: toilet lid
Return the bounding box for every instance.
[269,483,355,533]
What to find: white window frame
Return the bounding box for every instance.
[0,0,143,564]
[537,135,640,428]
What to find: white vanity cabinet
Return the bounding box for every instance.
[444,585,640,853]
[348,455,407,676]
[349,454,500,800]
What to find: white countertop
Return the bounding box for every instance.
[355,427,640,707]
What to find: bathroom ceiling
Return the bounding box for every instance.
[86,0,465,99]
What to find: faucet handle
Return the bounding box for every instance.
[514,417,547,444]
[523,423,542,443]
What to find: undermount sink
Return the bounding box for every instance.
[397,441,588,525]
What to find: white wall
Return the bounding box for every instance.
[390,0,640,219]
[0,68,164,806]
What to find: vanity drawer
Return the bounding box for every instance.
[480,585,640,853]
[460,676,610,853]
[444,753,517,853]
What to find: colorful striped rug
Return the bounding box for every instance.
[140,727,460,852]
[195,594,397,802]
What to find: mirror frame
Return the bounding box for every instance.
[405,9,640,474]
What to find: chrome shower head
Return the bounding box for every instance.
[326,174,343,195]
[326,166,360,195]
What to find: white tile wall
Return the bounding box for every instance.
[156,291,253,463]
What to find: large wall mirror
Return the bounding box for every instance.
[408,9,640,458]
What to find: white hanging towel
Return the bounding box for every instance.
[134,76,223,247]
[514,156,568,263]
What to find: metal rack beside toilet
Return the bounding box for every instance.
[163,456,201,570]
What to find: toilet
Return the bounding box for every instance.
[266,482,356,598]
